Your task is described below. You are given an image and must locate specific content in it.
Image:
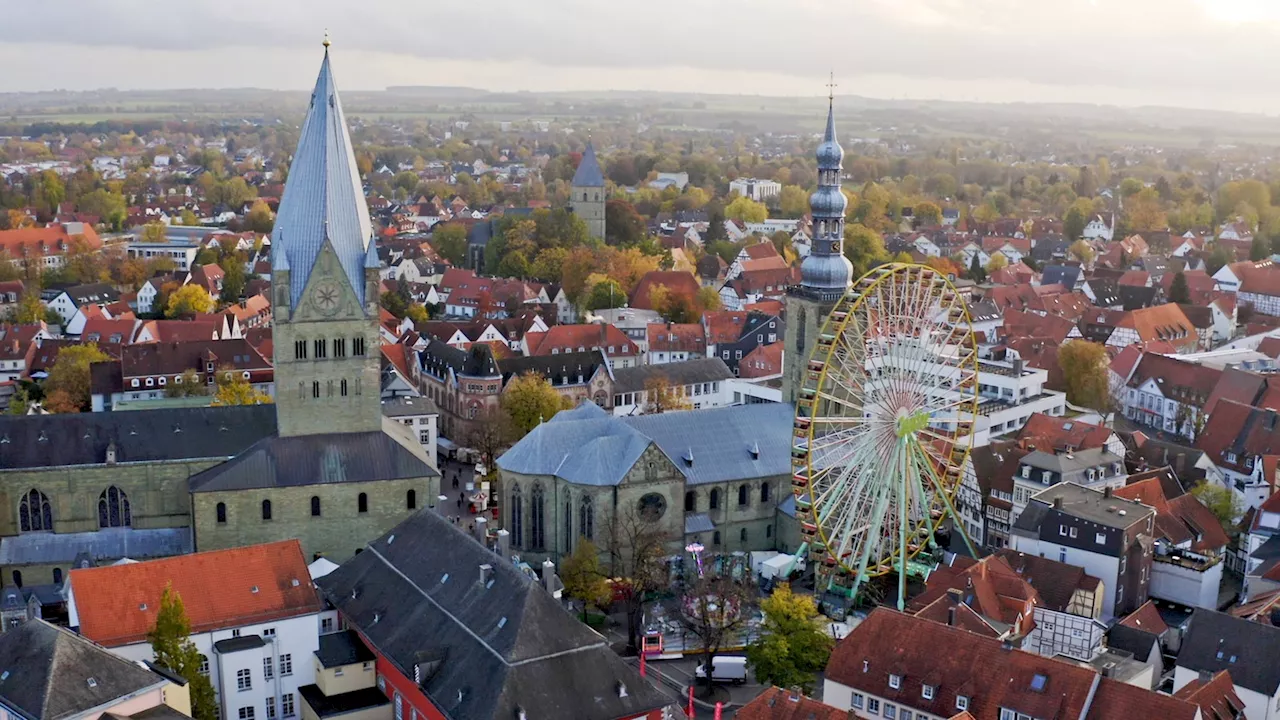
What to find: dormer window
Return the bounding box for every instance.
[889,673,901,689]
[922,684,935,700]
[1021,465,1030,479]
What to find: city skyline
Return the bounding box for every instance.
[5,0,1280,113]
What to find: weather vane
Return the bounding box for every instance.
[826,71,837,101]
[323,29,331,48]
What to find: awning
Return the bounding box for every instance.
[437,436,459,451]
[684,513,716,534]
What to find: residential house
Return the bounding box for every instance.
[739,342,783,379]
[223,295,272,330]
[1010,483,1156,619]
[1123,353,1221,440]
[0,619,192,720]
[1214,259,1273,293]
[721,257,798,310]
[415,340,503,443]
[47,283,122,325]
[379,396,440,469]
[68,541,334,720]
[498,350,613,409]
[91,338,274,411]
[1106,304,1198,353]
[735,687,845,720]
[611,357,732,415]
[1238,267,1280,317]
[821,609,1196,720]
[646,322,706,365]
[726,241,783,280]
[313,509,674,720]
[995,549,1108,649]
[704,310,783,375]
[1172,670,1249,720]
[525,323,640,369]
[0,324,51,382]
[126,240,200,271]
[1194,399,1280,509]
[629,270,702,313]
[1083,213,1116,241]
[1174,609,1280,720]
[0,223,103,271]
[1114,472,1228,609]
[1016,413,1127,459]
[1010,447,1128,522]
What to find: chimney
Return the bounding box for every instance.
[1053,496,1063,509]
[478,563,493,586]
[495,529,511,559]
[472,515,488,543]
[948,605,957,627]
[435,496,449,515]
[1104,486,1113,498]
[1000,639,1014,651]
[1198,669,1214,685]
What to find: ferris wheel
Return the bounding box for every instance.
[792,263,980,608]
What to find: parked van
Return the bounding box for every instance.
[694,656,748,685]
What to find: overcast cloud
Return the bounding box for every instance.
[3,0,1280,111]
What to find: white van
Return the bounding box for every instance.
[694,656,748,684]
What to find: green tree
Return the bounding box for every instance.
[585,278,625,311]
[1074,165,1097,198]
[560,540,612,622]
[530,247,569,282]
[501,372,569,439]
[1252,235,1273,261]
[1119,177,1145,197]
[77,188,128,230]
[778,185,810,218]
[843,223,888,278]
[44,343,111,412]
[1063,197,1094,241]
[1190,481,1243,532]
[1069,239,1095,265]
[380,290,409,319]
[605,199,648,247]
[967,253,986,283]
[431,223,468,266]
[725,195,768,223]
[1057,341,1109,411]
[1205,243,1236,275]
[148,584,219,720]
[165,284,214,318]
[1168,271,1191,304]
[243,200,275,233]
[7,290,50,324]
[745,584,833,695]
[211,367,273,406]
[218,260,247,305]
[496,250,531,279]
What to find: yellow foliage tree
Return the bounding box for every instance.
[211,368,273,406]
[501,372,571,439]
[45,343,111,412]
[165,284,214,318]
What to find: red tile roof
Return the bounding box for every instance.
[645,323,706,354]
[1117,270,1150,287]
[1088,674,1197,720]
[1173,670,1248,720]
[0,223,102,257]
[742,242,782,261]
[1115,304,1197,349]
[1116,600,1170,636]
[703,310,751,344]
[629,271,702,310]
[1160,270,1219,305]
[992,549,1101,609]
[1114,479,1229,552]
[70,540,320,647]
[906,555,1038,635]
[739,342,783,378]
[1238,267,1280,297]
[735,687,846,720]
[81,317,138,344]
[527,323,637,357]
[1016,413,1114,454]
[1001,310,1075,345]
[1127,353,1221,407]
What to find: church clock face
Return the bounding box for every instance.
[313,281,341,315]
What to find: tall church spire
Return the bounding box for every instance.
[798,82,853,299]
[271,40,374,310]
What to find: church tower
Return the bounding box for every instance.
[271,38,383,437]
[570,142,606,239]
[783,91,854,404]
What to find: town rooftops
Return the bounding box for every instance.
[1018,482,1154,530]
[188,429,438,493]
[612,357,732,394]
[0,619,166,720]
[1019,447,1122,474]
[498,349,609,387]
[993,549,1101,611]
[315,509,669,720]
[315,629,376,669]
[735,686,846,720]
[570,143,605,187]
[1178,608,1280,697]
[0,405,276,470]
[1173,669,1248,720]
[0,223,103,257]
[69,539,320,648]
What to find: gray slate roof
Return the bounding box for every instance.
[315,510,670,720]
[1041,264,1082,288]
[571,143,605,187]
[0,527,191,566]
[1106,624,1159,663]
[271,47,375,308]
[1178,609,1280,696]
[0,619,164,720]
[0,406,275,470]
[611,358,733,394]
[499,402,792,487]
[316,630,376,668]
[189,430,438,493]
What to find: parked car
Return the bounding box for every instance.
[694,656,747,685]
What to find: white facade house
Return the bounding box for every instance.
[1082,214,1115,241]
[974,359,1068,440]
[727,177,781,202]
[912,236,942,257]
[126,241,200,271]
[1173,611,1280,720]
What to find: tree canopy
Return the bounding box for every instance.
[745,584,833,694]
[148,584,219,720]
[1057,341,1109,411]
[44,343,110,413]
[501,372,570,439]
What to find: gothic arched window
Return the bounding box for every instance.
[311,496,322,517]
[510,484,523,549]
[579,496,595,541]
[563,499,573,553]
[760,483,771,504]
[216,502,227,524]
[19,489,52,532]
[406,489,417,509]
[261,499,272,521]
[98,486,131,528]
[358,493,368,513]
[530,484,546,551]
[684,491,696,513]
[738,484,749,507]
[710,488,721,510]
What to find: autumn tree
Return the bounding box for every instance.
[77,188,128,230]
[148,584,218,720]
[211,368,272,406]
[1126,187,1167,232]
[605,199,648,247]
[466,407,513,479]
[604,507,669,653]
[1205,243,1236,275]
[745,583,833,694]
[501,372,570,439]
[602,247,660,292]
[6,290,57,324]
[1069,239,1095,265]
[166,284,214,318]
[141,222,169,244]
[243,200,275,233]
[684,555,756,696]
[696,286,723,312]
[777,185,809,218]
[985,253,1009,273]
[560,539,612,622]
[725,195,768,223]
[1057,341,1109,411]
[165,369,208,398]
[44,343,111,412]
[643,375,692,414]
[431,223,468,266]
[1168,271,1191,304]
[843,223,888,278]
[913,201,943,227]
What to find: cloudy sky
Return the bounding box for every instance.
[3,0,1280,112]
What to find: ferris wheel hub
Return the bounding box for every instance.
[895,410,931,438]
